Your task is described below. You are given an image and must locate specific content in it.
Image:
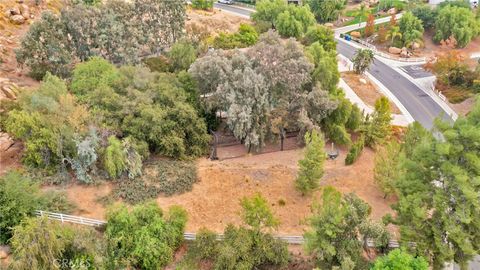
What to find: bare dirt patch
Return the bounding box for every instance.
[447,96,477,116]
[59,145,397,237]
[341,71,401,114]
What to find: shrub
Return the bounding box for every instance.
[191,0,214,10]
[104,136,127,179]
[9,217,105,269]
[434,6,480,48]
[189,228,218,259]
[214,225,289,270]
[399,12,424,49]
[4,74,89,173]
[143,56,171,73]
[168,40,197,72]
[296,130,326,196]
[345,136,365,165]
[213,24,259,49]
[372,248,429,270]
[0,172,75,244]
[302,25,336,51]
[105,202,187,269]
[276,10,303,38]
[411,5,437,29]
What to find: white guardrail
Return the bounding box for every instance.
[35,210,404,247]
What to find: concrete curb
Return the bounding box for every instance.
[337,55,414,127]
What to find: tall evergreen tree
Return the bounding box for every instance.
[295,130,325,195]
[394,99,480,269]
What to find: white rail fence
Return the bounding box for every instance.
[35,210,401,247]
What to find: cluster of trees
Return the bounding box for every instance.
[411,2,479,48]
[373,98,480,268]
[425,47,480,102]
[16,0,186,79]
[189,31,361,152]
[1,57,209,182]
[4,195,186,269]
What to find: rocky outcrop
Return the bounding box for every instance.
[4,2,31,25]
[0,78,19,100]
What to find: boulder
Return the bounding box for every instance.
[1,85,17,99]
[350,31,361,38]
[0,133,14,152]
[359,78,367,84]
[411,42,421,50]
[387,8,396,15]
[0,245,11,259]
[10,14,25,24]
[400,50,409,58]
[388,46,402,54]
[19,4,30,19]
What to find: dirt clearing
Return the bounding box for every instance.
[341,71,401,114]
[58,144,397,236]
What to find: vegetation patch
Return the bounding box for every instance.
[114,159,198,204]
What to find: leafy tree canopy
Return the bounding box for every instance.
[433,5,480,47]
[305,186,390,269]
[105,202,187,269]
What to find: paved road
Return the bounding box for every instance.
[337,41,452,129]
[213,3,252,18]
[399,64,433,79]
[211,4,452,129]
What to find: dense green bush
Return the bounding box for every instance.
[275,4,316,38]
[411,5,438,29]
[213,24,259,49]
[434,6,479,47]
[105,202,187,269]
[9,217,105,269]
[309,0,346,23]
[372,249,429,270]
[302,25,336,51]
[5,73,89,172]
[104,136,127,179]
[345,136,365,165]
[0,172,75,244]
[214,225,289,270]
[191,0,214,10]
[168,40,197,72]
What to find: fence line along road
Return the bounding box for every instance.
[35,210,401,247]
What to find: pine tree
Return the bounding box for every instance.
[373,140,401,198]
[362,97,392,147]
[295,130,325,196]
[394,99,480,269]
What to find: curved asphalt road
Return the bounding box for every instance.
[336,41,453,129]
